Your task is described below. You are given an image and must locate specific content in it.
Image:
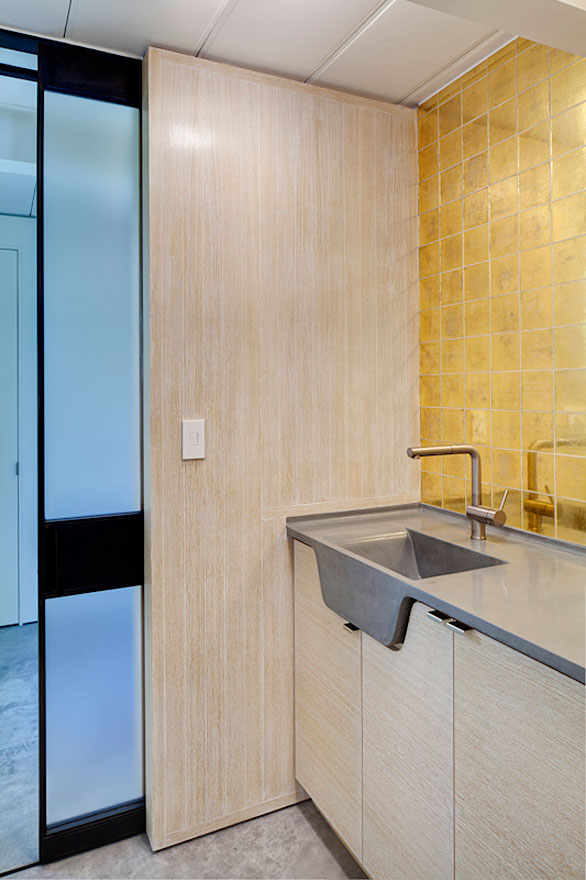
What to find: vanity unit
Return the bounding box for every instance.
[289,505,585,880]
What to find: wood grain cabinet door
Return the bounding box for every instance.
[294,541,363,862]
[454,628,586,880]
[362,602,454,880]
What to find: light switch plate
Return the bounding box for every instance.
[182,419,205,460]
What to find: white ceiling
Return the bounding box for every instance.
[0,0,516,106]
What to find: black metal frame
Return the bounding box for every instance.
[0,27,145,866]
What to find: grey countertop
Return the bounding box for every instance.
[287,503,586,683]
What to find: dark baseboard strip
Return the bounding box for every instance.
[40,799,145,864]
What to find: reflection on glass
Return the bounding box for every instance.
[0,48,37,70]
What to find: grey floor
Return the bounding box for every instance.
[0,623,39,874]
[9,801,366,880]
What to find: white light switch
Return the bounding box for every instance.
[182,419,205,460]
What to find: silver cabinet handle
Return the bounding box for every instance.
[343,622,359,632]
[446,620,472,635]
[426,609,454,624]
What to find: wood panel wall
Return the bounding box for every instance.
[143,47,419,851]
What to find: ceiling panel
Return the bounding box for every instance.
[0,0,69,38]
[200,0,385,79]
[65,0,231,58]
[311,0,501,104]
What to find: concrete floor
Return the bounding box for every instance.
[0,623,39,874]
[9,801,366,880]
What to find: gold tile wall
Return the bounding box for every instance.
[418,39,586,544]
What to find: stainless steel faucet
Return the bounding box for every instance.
[407,444,508,540]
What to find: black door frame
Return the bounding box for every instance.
[0,29,145,865]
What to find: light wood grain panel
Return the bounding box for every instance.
[454,629,586,880]
[294,541,363,861]
[362,603,454,880]
[144,47,418,850]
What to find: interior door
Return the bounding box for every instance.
[0,248,19,627]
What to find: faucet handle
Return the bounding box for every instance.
[498,489,509,512]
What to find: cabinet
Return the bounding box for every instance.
[294,541,363,861]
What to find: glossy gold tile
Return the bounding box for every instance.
[491,292,520,332]
[419,107,438,148]
[465,372,490,408]
[554,280,586,325]
[439,94,461,137]
[490,177,518,221]
[421,406,441,438]
[518,121,550,171]
[463,115,488,159]
[491,254,520,296]
[421,450,442,473]
[557,454,586,501]
[488,60,516,109]
[421,471,442,505]
[419,95,438,114]
[420,275,440,310]
[553,236,586,283]
[522,412,554,450]
[463,188,489,228]
[466,408,491,445]
[465,296,490,338]
[465,334,490,371]
[552,147,586,199]
[552,103,586,157]
[462,79,487,123]
[550,48,582,75]
[440,199,462,237]
[523,490,556,537]
[420,373,441,407]
[492,371,521,409]
[551,59,586,116]
[439,79,461,104]
[419,142,439,181]
[521,327,554,370]
[487,43,516,73]
[492,448,522,487]
[442,475,466,513]
[442,407,465,443]
[464,225,488,264]
[420,209,439,245]
[555,413,586,455]
[555,368,586,411]
[463,61,487,88]
[441,233,463,271]
[441,338,464,373]
[441,269,463,305]
[518,80,549,132]
[420,340,441,374]
[419,174,440,213]
[492,331,520,370]
[490,215,518,257]
[523,451,554,499]
[552,191,586,242]
[442,449,466,478]
[463,152,489,195]
[440,130,462,171]
[420,308,441,342]
[464,261,489,301]
[519,163,550,211]
[499,487,523,528]
[517,44,549,93]
[520,288,553,330]
[519,204,551,250]
[489,98,517,146]
[522,370,554,411]
[492,411,521,449]
[489,136,518,183]
[556,498,586,545]
[555,324,586,369]
[441,303,463,339]
[520,245,552,290]
[516,37,536,54]
[442,373,464,408]
[440,165,462,204]
[419,241,440,277]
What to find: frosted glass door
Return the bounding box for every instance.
[0,249,18,626]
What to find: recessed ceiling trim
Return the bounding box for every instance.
[194,0,242,56]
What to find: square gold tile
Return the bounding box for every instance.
[521,327,554,370]
[463,189,489,228]
[464,262,489,301]
[487,43,516,74]
[419,175,440,213]
[420,209,439,245]
[440,130,462,170]
[441,234,463,271]
[489,215,518,257]
[464,298,490,336]
[420,340,441,374]
[421,451,442,474]
[421,471,442,505]
[442,475,466,513]
[552,103,586,157]
[420,308,441,342]
[492,411,521,449]
[440,199,462,237]
[489,98,517,146]
[491,254,520,296]
[556,498,586,545]
[556,413,586,455]
[522,370,554,411]
[488,60,516,109]
[442,373,465,407]
[439,79,461,104]
[463,61,487,89]
[522,412,554,450]
[462,79,487,123]
[441,303,464,339]
[439,94,462,138]
[520,288,553,330]
[551,59,586,116]
[463,115,488,159]
[440,166,462,204]
[442,407,465,443]
[441,338,464,373]
[420,275,440,309]
[464,225,489,264]
[552,147,586,199]
[419,95,438,114]
[421,406,441,438]
[463,152,489,195]
[550,48,582,75]
[519,205,551,250]
[419,107,438,149]
[465,372,490,408]
[490,177,518,221]
[442,450,466,478]
[523,491,556,537]
[419,241,440,277]
[554,280,586,325]
[516,37,536,54]
[491,292,520,332]
[419,142,439,181]
[441,269,463,305]
[557,455,586,501]
[518,80,549,132]
[518,121,550,171]
[517,44,549,93]
[553,236,586,284]
[420,373,441,407]
[489,136,518,183]
[555,324,586,369]
[555,368,586,411]
[519,163,550,211]
[520,245,552,290]
[492,448,522,487]
[522,451,554,496]
[465,334,490,371]
[500,487,523,528]
[465,409,491,445]
[552,191,586,242]
[492,371,521,409]
[492,331,520,370]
